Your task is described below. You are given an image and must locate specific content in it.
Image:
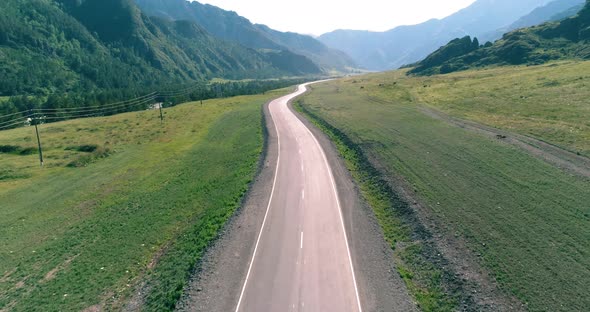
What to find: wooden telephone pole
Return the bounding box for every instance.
[34,121,43,167]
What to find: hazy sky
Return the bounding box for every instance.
[194,0,477,35]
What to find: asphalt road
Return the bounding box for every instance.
[235,83,362,312]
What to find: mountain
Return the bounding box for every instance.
[253,24,357,73]
[409,0,590,75]
[481,0,586,42]
[134,0,356,72]
[508,0,585,29]
[551,1,587,19]
[319,0,552,70]
[0,0,320,96]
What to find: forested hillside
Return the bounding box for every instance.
[134,0,356,72]
[0,0,320,97]
[409,0,590,75]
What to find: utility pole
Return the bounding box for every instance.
[34,121,43,167]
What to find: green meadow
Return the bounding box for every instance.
[0,88,289,311]
[407,61,590,156]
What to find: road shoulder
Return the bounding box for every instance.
[176,99,279,312]
[288,90,418,312]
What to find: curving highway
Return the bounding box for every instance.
[235,83,363,312]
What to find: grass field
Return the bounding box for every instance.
[0,88,289,311]
[400,61,590,157]
[299,64,590,311]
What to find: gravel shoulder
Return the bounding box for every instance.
[176,99,279,312]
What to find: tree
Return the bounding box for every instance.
[472,37,480,49]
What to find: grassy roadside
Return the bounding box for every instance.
[298,72,590,312]
[294,100,462,311]
[0,88,289,311]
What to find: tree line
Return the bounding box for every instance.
[0,78,311,130]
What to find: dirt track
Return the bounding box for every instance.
[419,106,590,179]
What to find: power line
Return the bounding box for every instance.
[34,103,153,121]
[35,92,158,112]
[0,81,205,131]
[0,110,28,119]
[158,85,202,98]
[38,92,157,110]
[0,113,32,127]
[0,118,29,131]
[158,83,201,96]
[32,95,157,115]
[0,101,148,130]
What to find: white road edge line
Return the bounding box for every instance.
[234,91,288,312]
[297,83,364,312]
[300,231,304,249]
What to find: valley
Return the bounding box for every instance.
[1,0,589,311]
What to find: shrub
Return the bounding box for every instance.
[19,147,37,155]
[67,146,112,167]
[0,145,37,155]
[0,145,21,153]
[65,144,99,153]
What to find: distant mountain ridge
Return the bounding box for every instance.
[510,0,585,29]
[481,0,586,42]
[409,0,590,75]
[0,0,320,96]
[319,0,552,70]
[134,0,357,72]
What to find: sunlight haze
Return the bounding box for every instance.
[193,0,477,35]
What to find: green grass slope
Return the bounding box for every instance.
[406,61,590,157]
[410,0,590,75]
[299,66,590,311]
[0,88,289,311]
